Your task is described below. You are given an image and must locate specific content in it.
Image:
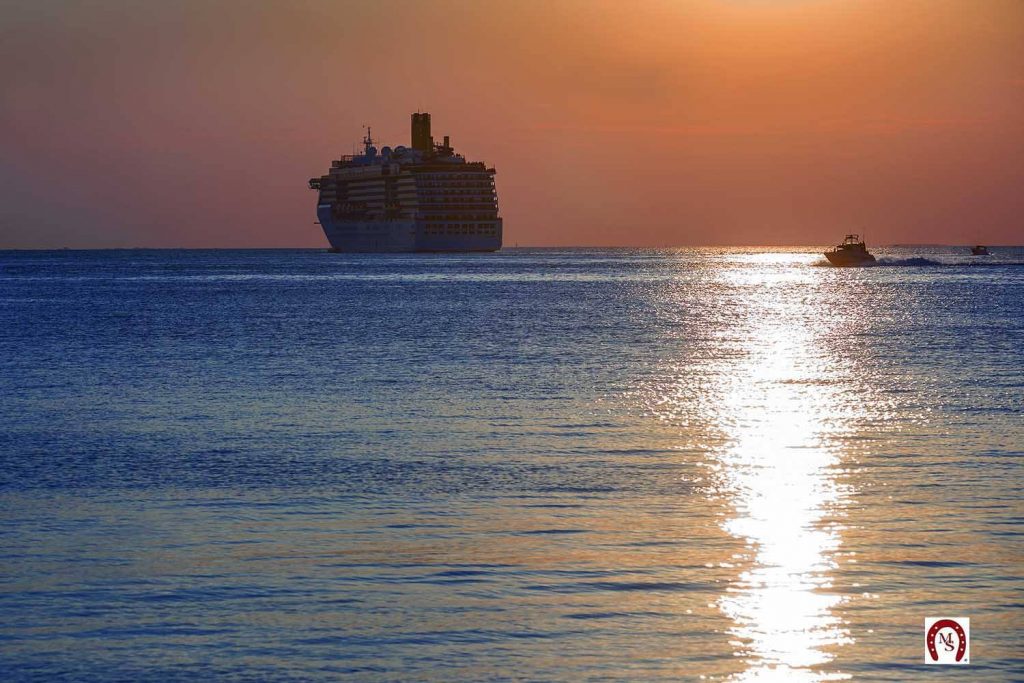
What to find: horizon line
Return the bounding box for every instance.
[2,244,1020,252]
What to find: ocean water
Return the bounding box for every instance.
[0,246,1021,681]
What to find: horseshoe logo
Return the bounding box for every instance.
[926,619,967,662]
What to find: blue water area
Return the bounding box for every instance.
[1,247,1022,681]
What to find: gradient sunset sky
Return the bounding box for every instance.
[2,0,1022,248]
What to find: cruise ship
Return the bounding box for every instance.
[308,113,502,252]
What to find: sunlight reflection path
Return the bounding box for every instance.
[713,263,855,681]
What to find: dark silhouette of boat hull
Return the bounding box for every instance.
[825,251,876,266]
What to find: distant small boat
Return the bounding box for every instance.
[825,234,876,266]
[970,245,990,256]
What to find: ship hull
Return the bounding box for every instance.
[318,206,501,253]
[824,251,876,266]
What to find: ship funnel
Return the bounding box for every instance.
[411,112,433,152]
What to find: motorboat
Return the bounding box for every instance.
[825,234,876,266]
[970,245,990,256]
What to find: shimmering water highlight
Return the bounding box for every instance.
[1,247,1021,681]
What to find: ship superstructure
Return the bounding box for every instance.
[308,113,502,252]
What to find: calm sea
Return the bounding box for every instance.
[1,247,1021,681]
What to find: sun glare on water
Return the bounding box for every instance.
[710,260,858,680]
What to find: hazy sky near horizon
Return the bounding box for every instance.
[1,0,1022,248]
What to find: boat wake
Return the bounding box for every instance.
[813,257,1024,268]
[876,258,1024,267]
[874,257,943,267]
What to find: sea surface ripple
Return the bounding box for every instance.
[1,247,1021,681]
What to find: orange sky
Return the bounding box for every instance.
[1,0,1022,248]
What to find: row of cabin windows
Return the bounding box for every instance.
[419,189,494,195]
[418,181,493,188]
[425,224,499,236]
[423,214,498,220]
[420,201,496,208]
